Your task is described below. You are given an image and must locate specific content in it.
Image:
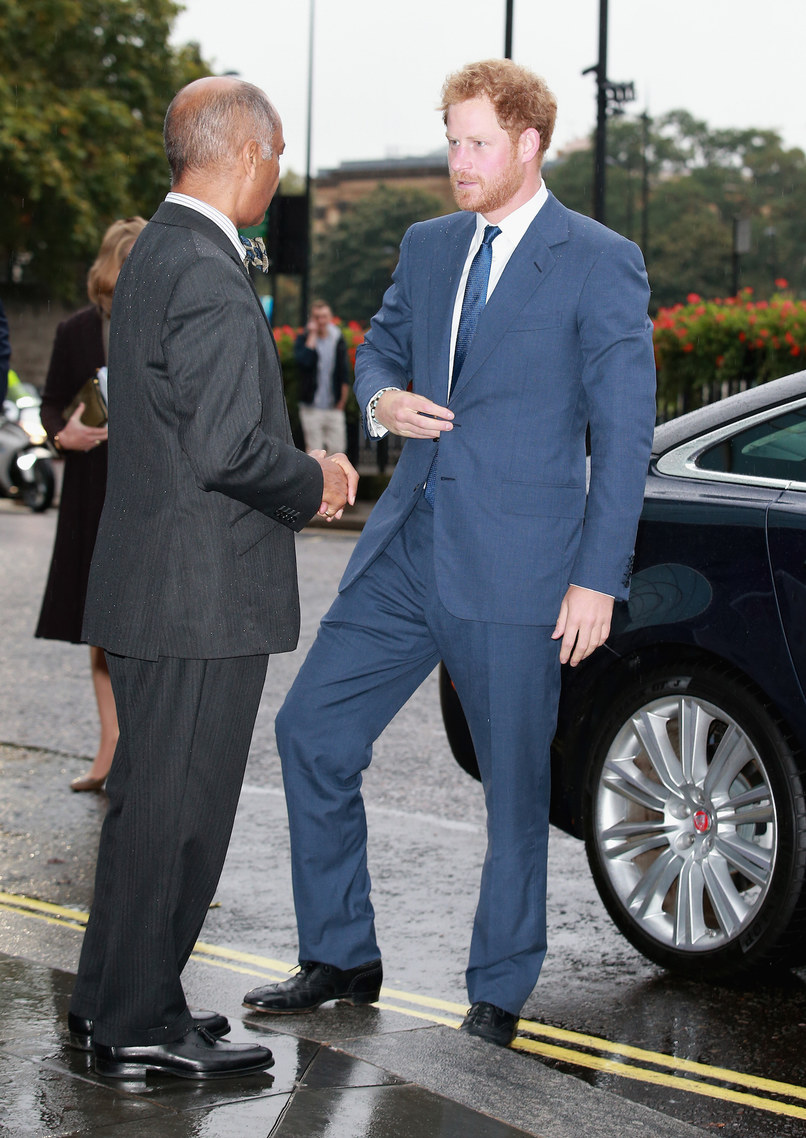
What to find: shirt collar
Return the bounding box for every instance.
[165,192,247,262]
[476,180,549,246]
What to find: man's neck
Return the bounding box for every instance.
[479,172,543,225]
[172,178,237,226]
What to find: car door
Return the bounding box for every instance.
[768,487,806,697]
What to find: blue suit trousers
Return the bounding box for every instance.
[276,497,562,1014]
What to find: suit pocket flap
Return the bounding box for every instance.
[501,479,585,518]
[229,506,279,555]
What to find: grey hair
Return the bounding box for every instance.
[164,79,280,183]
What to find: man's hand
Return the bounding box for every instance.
[373,390,454,438]
[551,584,614,667]
[310,450,359,522]
[57,404,108,452]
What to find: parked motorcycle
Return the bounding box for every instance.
[0,383,55,512]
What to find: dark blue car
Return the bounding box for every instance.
[440,369,806,981]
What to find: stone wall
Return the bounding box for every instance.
[3,300,73,389]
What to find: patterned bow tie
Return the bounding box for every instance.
[240,235,269,273]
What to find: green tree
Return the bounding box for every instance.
[312,184,448,323]
[0,0,209,301]
[548,111,806,311]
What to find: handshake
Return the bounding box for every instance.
[309,450,359,522]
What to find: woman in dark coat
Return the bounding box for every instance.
[36,217,146,791]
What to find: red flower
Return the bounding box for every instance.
[686,293,701,304]
[775,278,789,289]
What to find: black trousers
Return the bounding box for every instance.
[70,652,268,1047]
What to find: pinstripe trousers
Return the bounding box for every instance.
[69,652,268,1047]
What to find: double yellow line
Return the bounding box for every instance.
[3,889,805,1121]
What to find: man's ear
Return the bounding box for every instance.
[242,140,260,180]
[519,128,541,164]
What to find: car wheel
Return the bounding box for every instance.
[584,663,806,980]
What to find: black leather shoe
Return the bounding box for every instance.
[68,1009,230,1052]
[93,1026,273,1081]
[460,1001,518,1047]
[243,958,382,1014]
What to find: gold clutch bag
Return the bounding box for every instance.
[63,372,108,427]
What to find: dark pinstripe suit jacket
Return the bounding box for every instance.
[83,202,322,660]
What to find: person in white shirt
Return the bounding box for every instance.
[294,300,350,454]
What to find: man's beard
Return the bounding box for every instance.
[450,156,525,215]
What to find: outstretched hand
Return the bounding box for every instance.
[551,584,614,667]
[310,450,359,522]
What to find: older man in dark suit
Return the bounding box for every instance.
[67,76,356,1082]
[243,60,656,1048]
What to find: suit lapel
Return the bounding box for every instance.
[449,193,569,403]
[426,213,476,402]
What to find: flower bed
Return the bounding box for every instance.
[653,284,806,419]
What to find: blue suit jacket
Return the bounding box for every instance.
[346,191,657,626]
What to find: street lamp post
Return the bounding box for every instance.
[582,0,635,226]
[301,0,315,325]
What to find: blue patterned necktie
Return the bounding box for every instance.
[424,223,501,506]
[240,235,269,273]
[450,224,501,394]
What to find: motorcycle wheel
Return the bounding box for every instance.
[20,460,55,512]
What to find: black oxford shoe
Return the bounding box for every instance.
[94,1025,273,1081]
[68,1009,230,1052]
[460,1001,518,1047]
[243,958,383,1014]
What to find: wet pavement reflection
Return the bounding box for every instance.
[0,953,536,1138]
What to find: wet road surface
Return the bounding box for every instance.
[2,499,806,1136]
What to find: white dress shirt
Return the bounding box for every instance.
[165,192,248,264]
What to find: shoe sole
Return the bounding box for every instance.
[69,1022,231,1054]
[69,1030,94,1052]
[94,1055,275,1081]
[460,1025,516,1047]
[242,990,382,1015]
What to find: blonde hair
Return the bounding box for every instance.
[440,59,557,160]
[87,217,147,315]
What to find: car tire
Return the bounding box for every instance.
[584,662,806,981]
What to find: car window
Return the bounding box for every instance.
[697,407,806,482]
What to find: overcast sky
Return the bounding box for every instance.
[171,0,805,177]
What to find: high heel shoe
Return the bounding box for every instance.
[70,773,107,792]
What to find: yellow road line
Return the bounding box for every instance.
[0,901,85,931]
[514,1037,806,1122]
[0,890,90,922]
[515,1018,806,1102]
[3,888,805,1119]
